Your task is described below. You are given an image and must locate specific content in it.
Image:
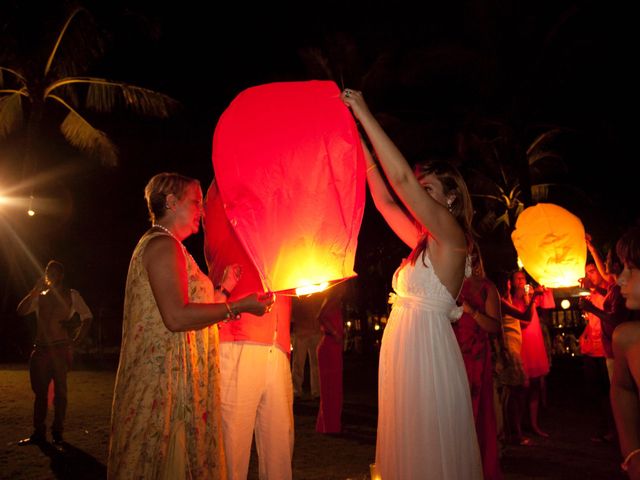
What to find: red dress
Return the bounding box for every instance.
[315,300,344,433]
[454,277,502,480]
[512,295,550,379]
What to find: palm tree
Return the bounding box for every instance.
[0,6,178,172]
[463,123,594,234]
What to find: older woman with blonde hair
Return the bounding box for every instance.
[108,173,273,479]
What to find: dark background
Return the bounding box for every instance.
[1,0,637,357]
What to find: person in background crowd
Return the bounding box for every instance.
[17,260,93,448]
[455,244,503,479]
[508,271,553,439]
[316,282,347,434]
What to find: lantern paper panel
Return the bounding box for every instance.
[203,181,264,298]
[203,181,293,338]
[211,80,365,293]
[511,203,586,288]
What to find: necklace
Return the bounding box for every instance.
[153,223,197,266]
[153,223,188,252]
[153,223,180,241]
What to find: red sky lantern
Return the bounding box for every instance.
[511,203,587,288]
[209,80,365,294]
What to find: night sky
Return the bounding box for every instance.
[1,1,636,353]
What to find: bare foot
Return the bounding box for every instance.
[519,436,535,446]
[532,427,549,438]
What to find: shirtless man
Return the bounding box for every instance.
[16,260,93,446]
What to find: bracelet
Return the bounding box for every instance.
[622,448,640,471]
[366,164,377,173]
[224,302,240,320]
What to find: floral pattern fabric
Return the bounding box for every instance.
[108,231,225,479]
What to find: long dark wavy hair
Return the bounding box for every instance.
[407,159,474,266]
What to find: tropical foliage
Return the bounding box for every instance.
[0,7,178,168]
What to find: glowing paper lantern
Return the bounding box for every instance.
[211,80,365,294]
[511,203,586,288]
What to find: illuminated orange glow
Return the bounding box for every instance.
[511,203,586,288]
[370,463,381,480]
[211,81,365,293]
[295,281,330,296]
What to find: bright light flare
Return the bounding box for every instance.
[561,299,571,309]
[295,281,330,296]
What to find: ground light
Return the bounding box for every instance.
[27,195,35,216]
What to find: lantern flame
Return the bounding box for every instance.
[295,281,330,296]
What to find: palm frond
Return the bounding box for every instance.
[528,151,564,166]
[44,8,105,79]
[531,184,550,202]
[0,92,24,137]
[51,94,118,166]
[47,77,179,118]
[531,183,595,206]
[53,83,80,109]
[0,66,27,87]
[526,128,566,158]
[45,7,86,77]
[495,210,511,228]
[472,193,507,203]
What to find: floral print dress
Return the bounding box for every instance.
[108,231,225,479]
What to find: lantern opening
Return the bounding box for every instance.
[295,281,330,296]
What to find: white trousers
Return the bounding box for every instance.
[219,342,294,480]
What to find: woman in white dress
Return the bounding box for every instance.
[342,89,483,479]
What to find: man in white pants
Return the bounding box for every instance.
[217,298,294,479]
[204,181,294,479]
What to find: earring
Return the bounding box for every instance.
[447,199,454,212]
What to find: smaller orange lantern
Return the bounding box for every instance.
[511,203,586,288]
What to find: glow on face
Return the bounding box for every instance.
[176,184,203,234]
[512,271,527,289]
[585,264,603,286]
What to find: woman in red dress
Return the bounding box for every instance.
[454,247,503,480]
[509,271,552,438]
[316,285,346,433]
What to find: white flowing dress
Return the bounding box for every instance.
[375,253,483,479]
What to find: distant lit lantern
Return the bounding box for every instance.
[511,203,586,288]
[561,299,571,310]
[211,80,365,294]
